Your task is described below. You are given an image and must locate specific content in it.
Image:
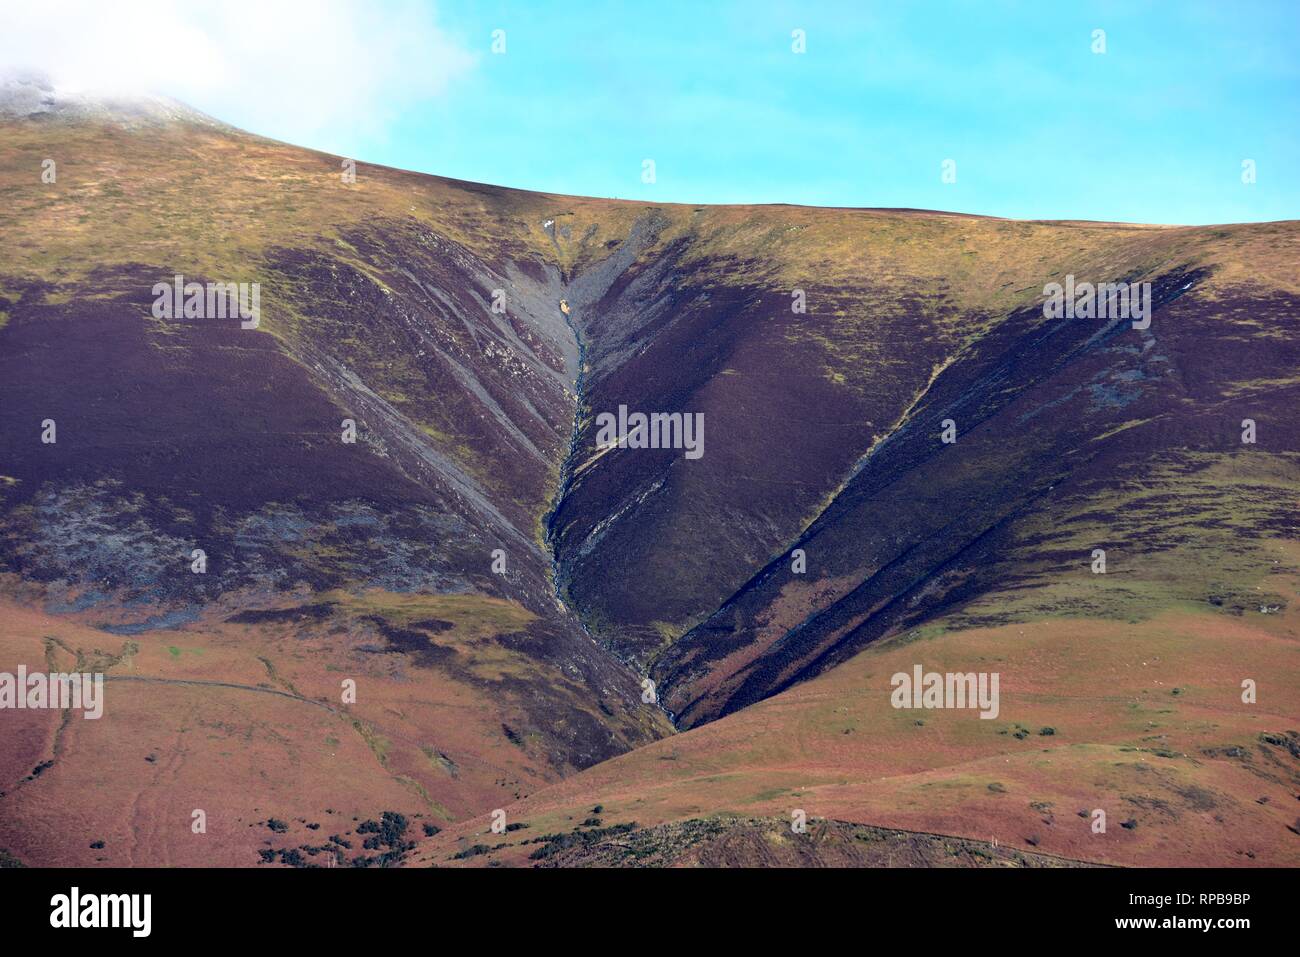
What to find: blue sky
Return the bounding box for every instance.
[390,0,1300,223]
[8,0,1299,223]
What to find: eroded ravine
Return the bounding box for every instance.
[539,214,680,724]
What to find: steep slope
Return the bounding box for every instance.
[550,209,1165,663]
[653,229,1300,726]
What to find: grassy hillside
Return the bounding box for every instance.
[415,585,1300,868]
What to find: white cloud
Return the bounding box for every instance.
[0,0,476,147]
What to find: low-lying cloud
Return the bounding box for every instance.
[0,0,476,147]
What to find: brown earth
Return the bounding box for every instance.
[416,597,1300,868]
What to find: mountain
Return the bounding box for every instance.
[1,76,1296,866]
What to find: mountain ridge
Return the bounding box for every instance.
[0,90,1296,867]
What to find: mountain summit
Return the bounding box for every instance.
[0,71,230,129]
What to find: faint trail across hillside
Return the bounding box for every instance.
[101,674,336,712]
